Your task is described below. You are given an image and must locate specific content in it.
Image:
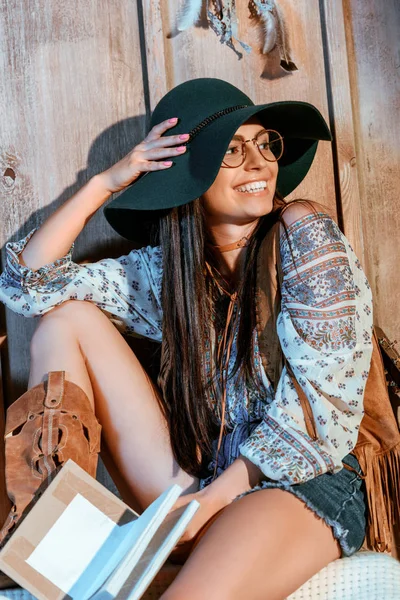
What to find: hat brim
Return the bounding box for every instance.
[104,101,331,243]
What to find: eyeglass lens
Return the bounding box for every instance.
[222,130,283,167]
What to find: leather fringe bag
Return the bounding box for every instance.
[255,218,400,553]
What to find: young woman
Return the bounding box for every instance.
[0,78,372,599]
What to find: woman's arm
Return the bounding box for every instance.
[18,116,188,271]
[20,175,111,271]
[203,455,264,505]
[169,456,264,545]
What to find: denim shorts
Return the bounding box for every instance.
[199,427,366,558]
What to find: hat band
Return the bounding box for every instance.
[188,104,249,142]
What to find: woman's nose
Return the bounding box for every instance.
[244,142,271,170]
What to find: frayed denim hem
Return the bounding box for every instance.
[232,480,360,558]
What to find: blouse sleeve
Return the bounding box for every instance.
[239,211,374,484]
[0,228,163,342]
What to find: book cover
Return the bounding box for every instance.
[0,460,199,599]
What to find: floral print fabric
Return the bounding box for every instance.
[0,228,164,341]
[0,212,373,485]
[239,213,373,483]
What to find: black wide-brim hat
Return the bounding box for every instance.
[104,78,332,243]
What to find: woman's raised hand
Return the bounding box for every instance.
[99,118,188,194]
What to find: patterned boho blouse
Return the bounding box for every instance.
[0,212,374,486]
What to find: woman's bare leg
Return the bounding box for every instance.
[29,300,199,511]
[161,489,341,600]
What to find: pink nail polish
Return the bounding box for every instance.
[169,118,178,123]
[179,134,189,140]
[176,146,186,151]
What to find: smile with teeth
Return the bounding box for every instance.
[234,180,268,193]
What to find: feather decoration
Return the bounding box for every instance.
[260,7,277,53]
[249,0,297,71]
[249,0,277,54]
[173,0,297,72]
[230,0,253,54]
[273,0,297,71]
[177,0,203,31]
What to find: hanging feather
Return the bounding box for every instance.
[249,0,297,72]
[249,0,277,54]
[260,8,277,53]
[274,0,297,71]
[177,0,203,32]
[230,0,253,55]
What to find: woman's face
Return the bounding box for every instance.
[201,117,279,227]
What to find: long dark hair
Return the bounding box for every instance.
[156,190,299,477]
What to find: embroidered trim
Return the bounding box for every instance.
[281,242,347,276]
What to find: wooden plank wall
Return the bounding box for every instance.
[0,0,398,396]
[0,0,339,403]
[343,0,400,343]
[0,1,147,402]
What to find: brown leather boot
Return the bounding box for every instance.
[0,371,101,545]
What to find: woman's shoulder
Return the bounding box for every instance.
[278,199,331,229]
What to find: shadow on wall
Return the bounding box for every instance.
[0,114,163,402]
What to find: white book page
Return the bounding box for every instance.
[26,485,187,600]
[26,494,122,595]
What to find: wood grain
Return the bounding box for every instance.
[0,1,147,401]
[320,0,364,261]
[343,0,400,343]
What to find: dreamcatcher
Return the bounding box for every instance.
[176,0,297,71]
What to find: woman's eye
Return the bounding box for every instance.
[226,146,239,155]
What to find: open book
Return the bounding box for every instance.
[0,460,200,599]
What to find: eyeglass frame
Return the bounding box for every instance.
[221,128,284,169]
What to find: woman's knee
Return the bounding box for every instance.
[30,301,106,354]
[43,299,104,320]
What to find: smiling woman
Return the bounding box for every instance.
[202,119,279,241]
[200,118,280,286]
[0,78,376,599]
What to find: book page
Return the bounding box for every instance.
[26,493,117,594]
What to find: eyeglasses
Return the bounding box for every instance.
[221,129,284,168]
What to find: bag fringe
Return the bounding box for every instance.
[353,442,400,553]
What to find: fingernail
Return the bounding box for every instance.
[163,161,173,166]
[169,118,178,123]
[179,134,189,140]
[176,146,186,151]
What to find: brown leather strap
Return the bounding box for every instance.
[43,371,65,409]
[41,372,65,478]
[209,236,250,253]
